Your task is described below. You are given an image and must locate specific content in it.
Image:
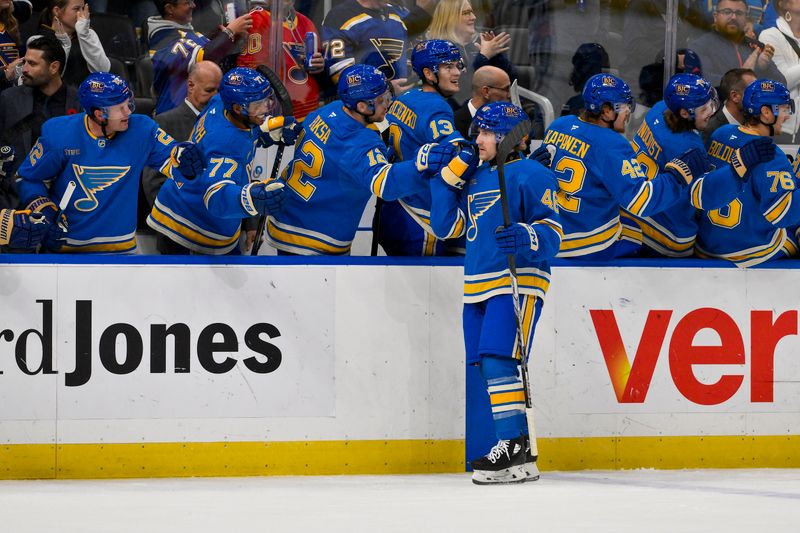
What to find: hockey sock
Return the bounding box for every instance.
[480,355,528,441]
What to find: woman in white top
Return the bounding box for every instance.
[760,0,800,141]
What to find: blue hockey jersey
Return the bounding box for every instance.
[148,99,259,255]
[17,114,179,253]
[695,125,800,267]
[266,100,430,255]
[321,0,409,81]
[543,114,686,258]
[430,156,563,303]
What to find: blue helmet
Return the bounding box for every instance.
[469,102,527,142]
[743,79,795,117]
[78,72,134,118]
[664,73,718,118]
[219,67,275,114]
[411,39,463,79]
[582,73,635,114]
[338,64,390,111]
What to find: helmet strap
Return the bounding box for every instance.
[88,108,110,138]
[758,107,778,136]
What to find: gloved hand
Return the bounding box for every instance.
[440,143,478,190]
[0,209,49,250]
[38,206,68,252]
[415,142,458,174]
[0,145,15,178]
[730,136,776,180]
[259,116,303,147]
[529,143,552,167]
[664,147,708,186]
[241,180,286,215]
[172,141,205,180]
[495,223,539,255]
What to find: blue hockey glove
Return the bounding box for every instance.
[529,143,552,167]
[241,180,286,216]
[40,210,67,252]
[0,145,15,178]
[172,141,204,180]
[730,136,776,180]
[664,147,708,186]
[0,209,49,250]
[415,142,458,174]
[495,223,539,255]
[440,143,478,190]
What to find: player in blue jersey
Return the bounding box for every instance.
[429,102,562,484]
[695,79,800,267]
[265,63,468,255]
[377,39,466,256]
[542,73,708,260]
[16,72,203,254]
[149,67,299,255]
[627,74,777,257]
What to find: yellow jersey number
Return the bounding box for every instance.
[553,156,587,213]
[285,139,325,201]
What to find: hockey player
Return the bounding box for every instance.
[429,102,561,484]
[148,67,300,255]
[16,72,204,254]
[542,73,708,260]
[696,79,800,267]
[378,39,466,256]
[626,73,777,257]
[265,63,465,255]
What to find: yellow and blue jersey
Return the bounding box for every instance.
[148,97,258,255]
[150,26,209,115]
[430,156,563,303]
[695,125,800,267]
[16,113,178,254]
[543,114,686,258]
[266,100,429,255]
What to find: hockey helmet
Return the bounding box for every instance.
[469,102,527,142]
[219,67,278,118]
[743,79,794,118]
[411,39,464,79]
[78,72,134,119]
[338,64,391,112]
[664,73,718,119]
[582,73,635,114]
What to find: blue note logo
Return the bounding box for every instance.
[72,164,131,212]
[466,190,500,242]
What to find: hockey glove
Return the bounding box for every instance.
[172,141,205,180]
[529,143,553,168]
[241,180,286,216]
[440,143,478,190]
[259,116,303,147]
[730,136,776,180]
[0,209,49,250]
[415,142,458,175]
[664,147,707,186]
[495,223,539,255]
[0,145,14,178]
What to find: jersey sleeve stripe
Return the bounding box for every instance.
[341,13,371,30]
[764,192,792,224]
[203,180,236,209]
[370,164,391,196]
[626,181,653,216]
[690,179,703,209]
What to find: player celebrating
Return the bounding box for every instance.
[696,79,800,267]
[265,63,465,255]
[149,67,300,255]
[429,102,562,484]
[627,73,777,257]
[378,39,466,256]
[16,72,203,254]
[542,73,707,259]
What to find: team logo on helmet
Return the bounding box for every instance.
[760,80,776,92]
[89,80,105,92]
[347,73,363,86]
[602,76,617,87]
[228,74,244,85]
[675,84,691,96]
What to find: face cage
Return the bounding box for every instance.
[100,99,136,120]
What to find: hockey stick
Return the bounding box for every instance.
[495,119,540,460]
[36,180,76,254]
[251,64,294,256]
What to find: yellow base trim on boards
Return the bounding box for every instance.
[2,435,800,480]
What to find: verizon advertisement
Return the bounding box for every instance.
[0,265,335,420]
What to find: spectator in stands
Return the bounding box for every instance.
[322,0,434,95]
[759,0,800,142]
[142,60,221,216]
[0,35,78,180]
[688,0,784,87]
[561,43,609,117]
[147,0,252,115]
[0,0,23,92]
[453,65,510,138]
[425,0,516,107]
[702,67,757,145]
[34,1,110,89]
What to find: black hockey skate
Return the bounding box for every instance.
[523,435,540,482]
[470,436,527,485]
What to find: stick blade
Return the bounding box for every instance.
[497,119,532,163]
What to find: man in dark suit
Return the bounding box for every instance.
[0,35,79,210]
[702,67,756,146]
[453,65,511,138]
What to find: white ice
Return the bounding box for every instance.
[2,469,799,532]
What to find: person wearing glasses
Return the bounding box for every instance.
[688,0,784,88]
[453,65,511,138]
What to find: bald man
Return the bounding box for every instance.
[453,66,511,138]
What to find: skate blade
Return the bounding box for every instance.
[471,465,527,485]
[523,461,540,482]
